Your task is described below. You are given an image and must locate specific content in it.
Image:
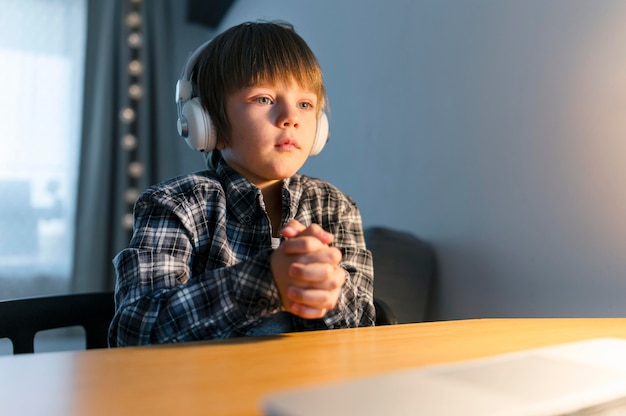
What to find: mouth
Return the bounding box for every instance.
[275,138,300,152]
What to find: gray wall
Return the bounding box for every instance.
[177,0,626,320]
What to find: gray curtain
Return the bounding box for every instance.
[72,0,181,293]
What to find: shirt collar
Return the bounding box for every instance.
[215,155,263,224]
[214,154,303,224]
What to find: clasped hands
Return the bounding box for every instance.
[270,219,346,319]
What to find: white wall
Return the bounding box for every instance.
[187,0,626,320]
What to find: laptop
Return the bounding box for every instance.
[262,338,626,416]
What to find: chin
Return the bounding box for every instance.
[272,170,298,179]
[267,166,299,180]
[269,160,305,177]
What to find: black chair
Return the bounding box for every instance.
[373,296,398,326]
[0,291,115,354]
[365,226,437,324]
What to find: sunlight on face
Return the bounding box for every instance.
[219,80,319,188]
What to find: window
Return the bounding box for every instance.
[0,0,86,297]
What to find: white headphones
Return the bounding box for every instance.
[175,39,329,155]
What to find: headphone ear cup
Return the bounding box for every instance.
[309,112,329,156]
[180,97,217,152]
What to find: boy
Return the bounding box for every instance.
[109,21,375,346]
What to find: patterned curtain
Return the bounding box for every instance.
[72,0,182,292]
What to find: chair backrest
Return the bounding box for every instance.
[0,291,115,354]
[365,226,437,324]
[373,296,398,326]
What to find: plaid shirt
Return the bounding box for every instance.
[109,157,375,346]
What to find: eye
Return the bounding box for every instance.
[254,96,273,105]
[298,101,313,110]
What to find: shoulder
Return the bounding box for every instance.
[294,174,357,204]
[137,170,225,209]
[291,174,366,246]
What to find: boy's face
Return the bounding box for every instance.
[218,79,319,188]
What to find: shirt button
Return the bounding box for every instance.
[243,215,252,223]
[257,298,269,309]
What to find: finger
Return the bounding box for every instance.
[288,263,343,289]
[287,286,337,307]
[290,246,342,266]
[280,222,334,245]
[289,303,327,320]
[296,224,334,245]
[278,235,329,255]
[280,220,306,238]
[288,292,333,319]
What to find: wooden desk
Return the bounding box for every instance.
[2,318,626,415]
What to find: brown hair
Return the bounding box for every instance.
[191,21,326,146]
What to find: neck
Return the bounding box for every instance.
[260,181,284,237]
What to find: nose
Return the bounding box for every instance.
[276,103,299,129]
